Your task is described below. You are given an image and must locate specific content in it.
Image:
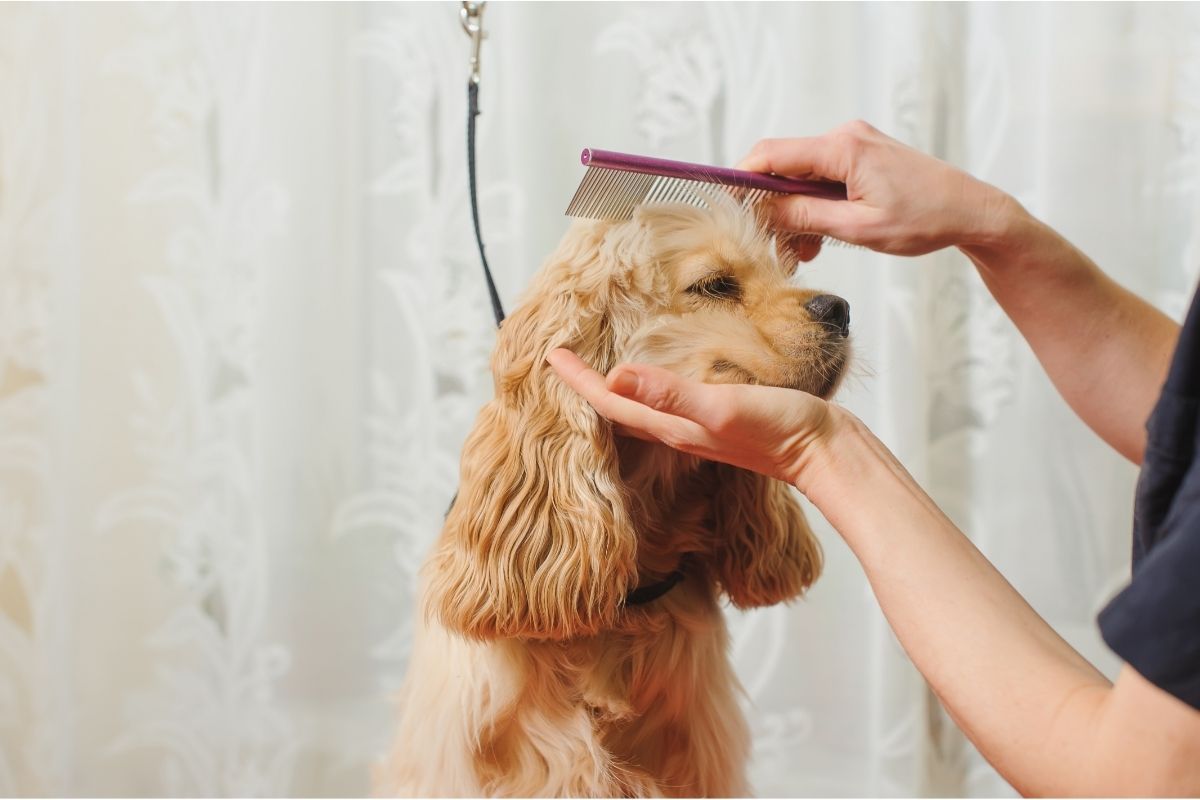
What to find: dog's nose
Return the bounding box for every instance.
[804,294,850,338]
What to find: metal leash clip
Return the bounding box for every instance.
[460,1,486,85]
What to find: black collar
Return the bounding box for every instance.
[624,569,684,606]
[449,493,686,607]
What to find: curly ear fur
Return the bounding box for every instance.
[425,223,643,640]
[708,464,822,608]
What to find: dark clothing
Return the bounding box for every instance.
[1098,285,1200,710]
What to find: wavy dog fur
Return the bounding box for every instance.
[377,198,849,796]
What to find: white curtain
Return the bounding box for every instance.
[3,2,1199,795]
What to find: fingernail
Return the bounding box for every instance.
[610,370,639,396]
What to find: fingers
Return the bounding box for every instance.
[794,236,823,263]
[549,350,730,433]
[545,347,596,388]
[737,126,877,244]
[604,362,732,431]
[545,349,709,448]
[736,135,850,181]
[777,232,824,264]
[738,120,883,180]
[769,195,863,241]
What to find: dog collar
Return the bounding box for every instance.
[624,569,684,606]
[449,493,686,607]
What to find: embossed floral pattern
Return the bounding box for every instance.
[96,6,297,795]
[3,3,1200,796]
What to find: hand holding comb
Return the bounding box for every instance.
[564,148,848,226]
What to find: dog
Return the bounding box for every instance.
[376,197,850,796]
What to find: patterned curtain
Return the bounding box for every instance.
[2,2,1199,795]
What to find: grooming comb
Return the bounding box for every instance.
[564,148,848,232]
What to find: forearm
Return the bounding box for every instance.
[800,409,1113,795]
[959,195,1178,464]
[550,340,1200,793]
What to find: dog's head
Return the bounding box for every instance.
[616,203,849,397]
[427,198,847,640]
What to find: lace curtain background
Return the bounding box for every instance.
[3,2,1199,795]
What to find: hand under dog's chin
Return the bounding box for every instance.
[700,352,850,400]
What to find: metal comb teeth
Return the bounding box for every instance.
[563,148,851,246]
[566,167,781,221]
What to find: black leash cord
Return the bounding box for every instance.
[468,80,505,328]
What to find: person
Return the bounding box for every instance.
[546,120,1200,795]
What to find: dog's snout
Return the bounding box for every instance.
[804,294,850,338]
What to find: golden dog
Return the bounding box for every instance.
[377,198,850,796]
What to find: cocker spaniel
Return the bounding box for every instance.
[377,197,850,796]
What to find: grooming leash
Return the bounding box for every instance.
[457,3,680,606]
[461,1,505,327]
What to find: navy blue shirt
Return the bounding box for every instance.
[1098,286,1200,710]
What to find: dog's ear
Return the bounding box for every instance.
[424,224,641,640]
[707,464,822,608]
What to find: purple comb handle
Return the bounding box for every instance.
[581,148,848,201]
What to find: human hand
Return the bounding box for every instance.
[546,348,840,490]
[738,120,1021,257]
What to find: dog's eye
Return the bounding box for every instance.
[688,275,741,301]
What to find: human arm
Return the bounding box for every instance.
[738,122,1179,464]
[806,409,1200,796]
[959,211,1177,465]
[546,349,1200,795]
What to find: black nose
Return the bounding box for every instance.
[804,294,850,337]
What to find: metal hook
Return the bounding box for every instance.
[460,1,486,85]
